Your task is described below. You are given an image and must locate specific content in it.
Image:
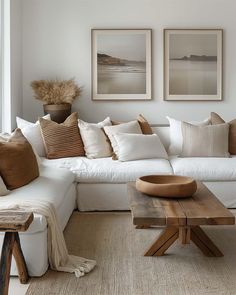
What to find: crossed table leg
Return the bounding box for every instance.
[144,226,223,257]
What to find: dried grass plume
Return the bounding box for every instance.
[31,79,81,105]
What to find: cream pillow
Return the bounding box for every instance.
[0,177,9,196]
[167,116,210,155]
[181,122,229,157]
[16,114,51,157]
[104,120,142,155]
[78,117,112,159]
[114,133,168,162]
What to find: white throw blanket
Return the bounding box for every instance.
[0,199,96,277]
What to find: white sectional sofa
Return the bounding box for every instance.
[2,125,236,277]
[42,126,236,211]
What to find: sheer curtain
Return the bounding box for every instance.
[0,0,11,133]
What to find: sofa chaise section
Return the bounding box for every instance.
[0,166,76,276]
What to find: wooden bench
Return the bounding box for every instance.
[0,211,33,295]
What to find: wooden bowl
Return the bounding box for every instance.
[136,175,197,198]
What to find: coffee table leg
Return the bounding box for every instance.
[0,232,15,295]
[13,233,29,284]
[191,226,223,257]
[145,227,179,256]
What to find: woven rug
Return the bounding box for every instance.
[27,212,236,295]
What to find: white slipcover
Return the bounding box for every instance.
[170,156,236,181]
[42,157,173,183]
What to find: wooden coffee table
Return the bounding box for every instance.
[128,182,235,257]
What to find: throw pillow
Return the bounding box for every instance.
[112,114,153,135]
[114,133,168,162]
[211,112,236,155]
[104,120,142,156]
[0,129,39,190]
[167,116,210,155]
[181,122,229,158]
[16,114,51,157]
[40,112,85,159]
[0,177,9,196]
[78,117,112,159]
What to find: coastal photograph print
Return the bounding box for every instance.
[164,29,223,101]
[92,29,152,100]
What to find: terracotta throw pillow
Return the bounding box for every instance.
[40,112,85,159]
[112,114,153,135]
[211,112,236,154]
[0,129,39,190]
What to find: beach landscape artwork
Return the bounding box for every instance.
[92,29,152,100]
[164,29,222,101]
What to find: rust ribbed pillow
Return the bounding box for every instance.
[0,129,39,190]
[40,112,85,159]
[211,112,236,155]
[111,114,153,134]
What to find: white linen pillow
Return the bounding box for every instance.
[114,133,168,162]
[166,116,210,155]
[0,176,9,196]
[104,120,142,155]
[78,117,112,159]
[16,114,50,157]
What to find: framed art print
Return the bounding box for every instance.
[91,29,152,100]
[164,29,223,101]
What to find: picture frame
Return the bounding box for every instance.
[91,29,152,101]
[164,29,223,101]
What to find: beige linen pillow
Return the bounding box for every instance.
[104,120,142,156]
[40,112,85,159]
[78,117,112,158]
[167,116,210,155]
[0,129,39,190]
[114,133,168,162]
[0,177,9,196]
[211,112,236,155]
[112,114,153,135]
[181,122,229,158]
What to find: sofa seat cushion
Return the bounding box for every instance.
[170,156,236,181]
[41,157,173,183]
[0,166,75,233]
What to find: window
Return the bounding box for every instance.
[0,0,11,133]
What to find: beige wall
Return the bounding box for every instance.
[22,0,236,123]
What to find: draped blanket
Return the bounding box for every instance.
[0,199,96,277]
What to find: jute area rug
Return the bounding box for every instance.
[27,212,236,295]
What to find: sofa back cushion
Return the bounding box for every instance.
[16,114,51,157]
[40,112,85,159]
[181,122,229,158]
[0,129,39,190]
[211,112,236,155]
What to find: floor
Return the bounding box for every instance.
[26,212,236,295]
[9,277,29,295]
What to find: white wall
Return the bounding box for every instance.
[22,0,236,124]
[10,0,22,128]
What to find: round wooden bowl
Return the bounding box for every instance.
[136,175,197,198]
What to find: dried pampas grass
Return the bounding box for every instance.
[31,79,81,105]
